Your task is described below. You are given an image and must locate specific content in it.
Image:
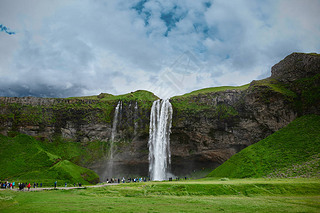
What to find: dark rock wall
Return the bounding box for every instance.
[169,53,320,175]
[170,85,297,175]
[0,97,154,179]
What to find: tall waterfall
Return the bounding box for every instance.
[107,101,122,177]
[111,101,122,143]
[134,101,138,136]
[148,99,173,181]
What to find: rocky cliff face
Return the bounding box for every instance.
[0,91,157,180]
[169,53,320,175]
[0,53,319,179]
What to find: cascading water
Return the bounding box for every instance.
[148,99,173,181]
[111,101,121,142]
[107,101,122,177]
[134,101,138,135]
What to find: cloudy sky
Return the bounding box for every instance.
[1,0,319,98]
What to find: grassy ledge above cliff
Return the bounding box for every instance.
[68,90,158,102]
[171,84,249,99]
[169,84,249,115]
[207,114,320,178]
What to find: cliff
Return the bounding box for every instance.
[169,52,320,175]
[0,52,319,179]
[0,90,158,179]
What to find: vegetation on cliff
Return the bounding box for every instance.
[207,114,320,178]
[172,84,250,99]
[69,90,158,101]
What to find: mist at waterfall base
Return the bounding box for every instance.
[148,99,174,181]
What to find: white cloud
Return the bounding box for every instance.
[0,0,319,98]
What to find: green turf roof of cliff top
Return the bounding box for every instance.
[102,90,159,101]
[68,90,158,102]
[308,52,320,56]
[250,78,297,99]
[171,84,250,99]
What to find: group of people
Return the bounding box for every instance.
[105,176,187,183]
[0,181,42,191]
[1,181,84,190]
[1,176,188,191]
[1,181,15,189]
[106,177,149,184]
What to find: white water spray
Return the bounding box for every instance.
[148,99,173,181]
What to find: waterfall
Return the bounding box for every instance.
[111,101,122,143]
[148,99,173,181]
[134,101,138,135]
[107,100,122,177]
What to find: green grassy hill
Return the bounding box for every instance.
[68,90,158,102]
[0,134,99,186]
[208,114,320,178]
[171,84,249,99]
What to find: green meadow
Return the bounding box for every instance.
[0,178,319,212]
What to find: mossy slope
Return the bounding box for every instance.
[0,134,99,185]
[207,114,320,178]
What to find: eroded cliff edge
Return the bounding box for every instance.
[0,52,319,178]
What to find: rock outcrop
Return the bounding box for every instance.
[271,53,320,83]
[0,53,319,179]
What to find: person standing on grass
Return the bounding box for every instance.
[65,182,67,187]
[54,181,57,188]
[12,182,15,189]
[27,183,31,191]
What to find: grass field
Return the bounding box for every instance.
[0,178,319,212]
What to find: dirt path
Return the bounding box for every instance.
[0,183,119,192]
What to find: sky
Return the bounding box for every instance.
[0,0,320,99]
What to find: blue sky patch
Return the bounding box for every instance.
[160,5,187,37]
[0,24,15,35]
